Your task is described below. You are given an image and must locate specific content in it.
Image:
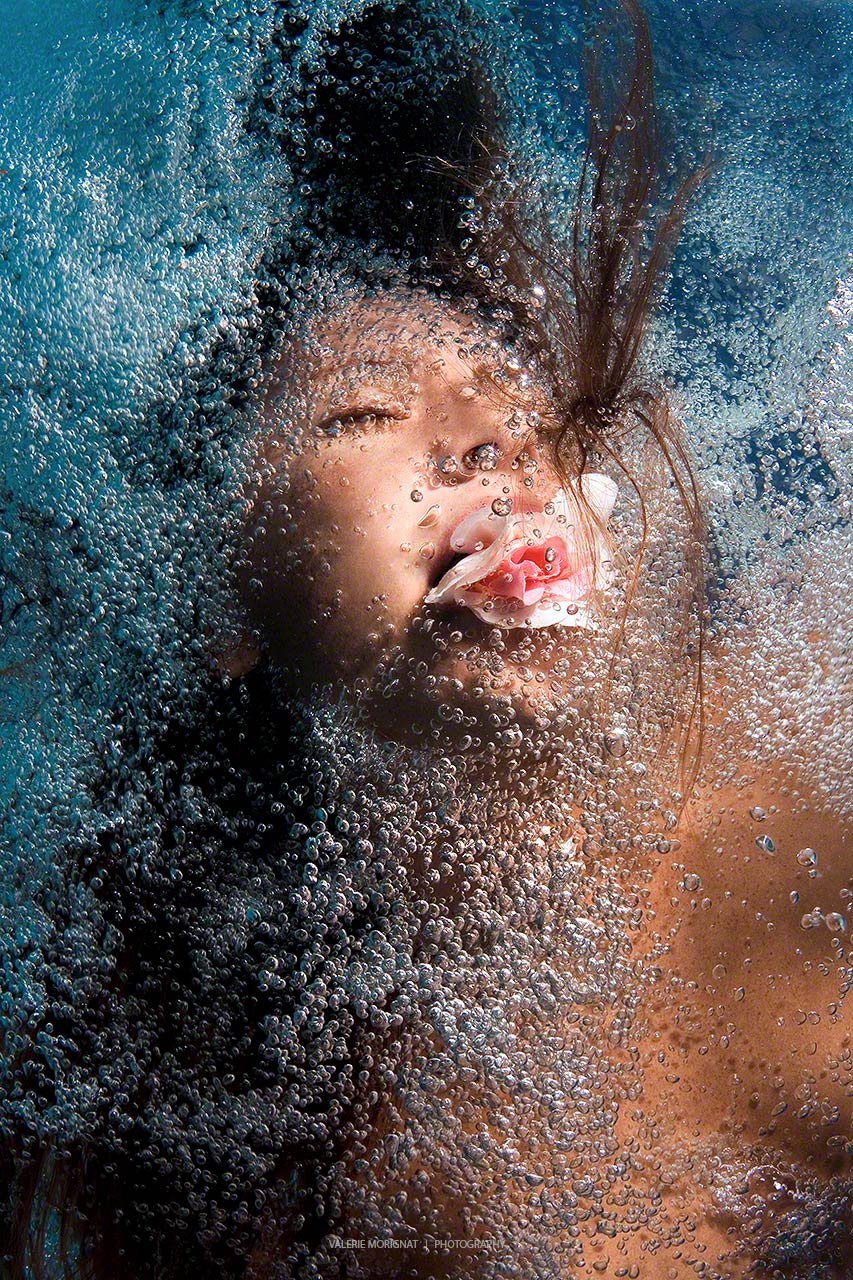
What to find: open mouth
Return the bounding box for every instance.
[424,538,604,630]
[421,477,618,632]
[429,541,466,590]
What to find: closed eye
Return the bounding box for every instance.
[316,405,409,435]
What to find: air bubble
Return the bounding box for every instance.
[417,504,441,528]
[466,443,499,471]
[2,6,849,1273]
[604,728,630,757]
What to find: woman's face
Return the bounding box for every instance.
[231,292,612,739]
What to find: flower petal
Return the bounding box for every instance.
[423,476,618,629]
[580,471,618,522]
[448,506,509,554]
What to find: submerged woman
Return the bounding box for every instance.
[1,0,850,1278]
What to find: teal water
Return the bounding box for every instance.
[1,2,851,1276]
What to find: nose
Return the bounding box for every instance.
[500,430,563,512]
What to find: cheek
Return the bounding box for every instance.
[241,454,434,672]
[303,449,437,605]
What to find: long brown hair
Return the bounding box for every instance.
[566,0,708,786]
[0,3,707,1278]
[442,0,709,788]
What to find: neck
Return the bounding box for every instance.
[218,665,673,887]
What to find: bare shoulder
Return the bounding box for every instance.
[647,741,853,1167]
[678,747,852,944]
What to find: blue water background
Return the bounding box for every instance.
[1,0,852,942]
[0,14,850,1280]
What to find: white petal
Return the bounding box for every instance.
[580,471,618,521]
[448,505,509,553]
[421,475,618,629]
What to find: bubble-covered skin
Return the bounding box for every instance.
[224,294,631,745]
[1,0,852,1277]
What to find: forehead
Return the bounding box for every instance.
[264,292,555,439]
[300,294,511,385]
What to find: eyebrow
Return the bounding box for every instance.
[314,351,413,374]
[310,343,548,412]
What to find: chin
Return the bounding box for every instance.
[436,649,564,717]
[359,610,575,746]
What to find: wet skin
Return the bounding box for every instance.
[289,755,852,1280]
[231,294,851,1278]
[226,294,607,742]
[635,747,853,1275]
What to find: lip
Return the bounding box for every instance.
[426,602,493,637]
[422,476,619,630]
[428,602,584,640]
[426,498,529,589]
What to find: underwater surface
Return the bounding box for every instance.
[0,1,851,1277]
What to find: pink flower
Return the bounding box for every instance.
[423,473,618,629]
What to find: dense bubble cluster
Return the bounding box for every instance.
[1,1,852,1279]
